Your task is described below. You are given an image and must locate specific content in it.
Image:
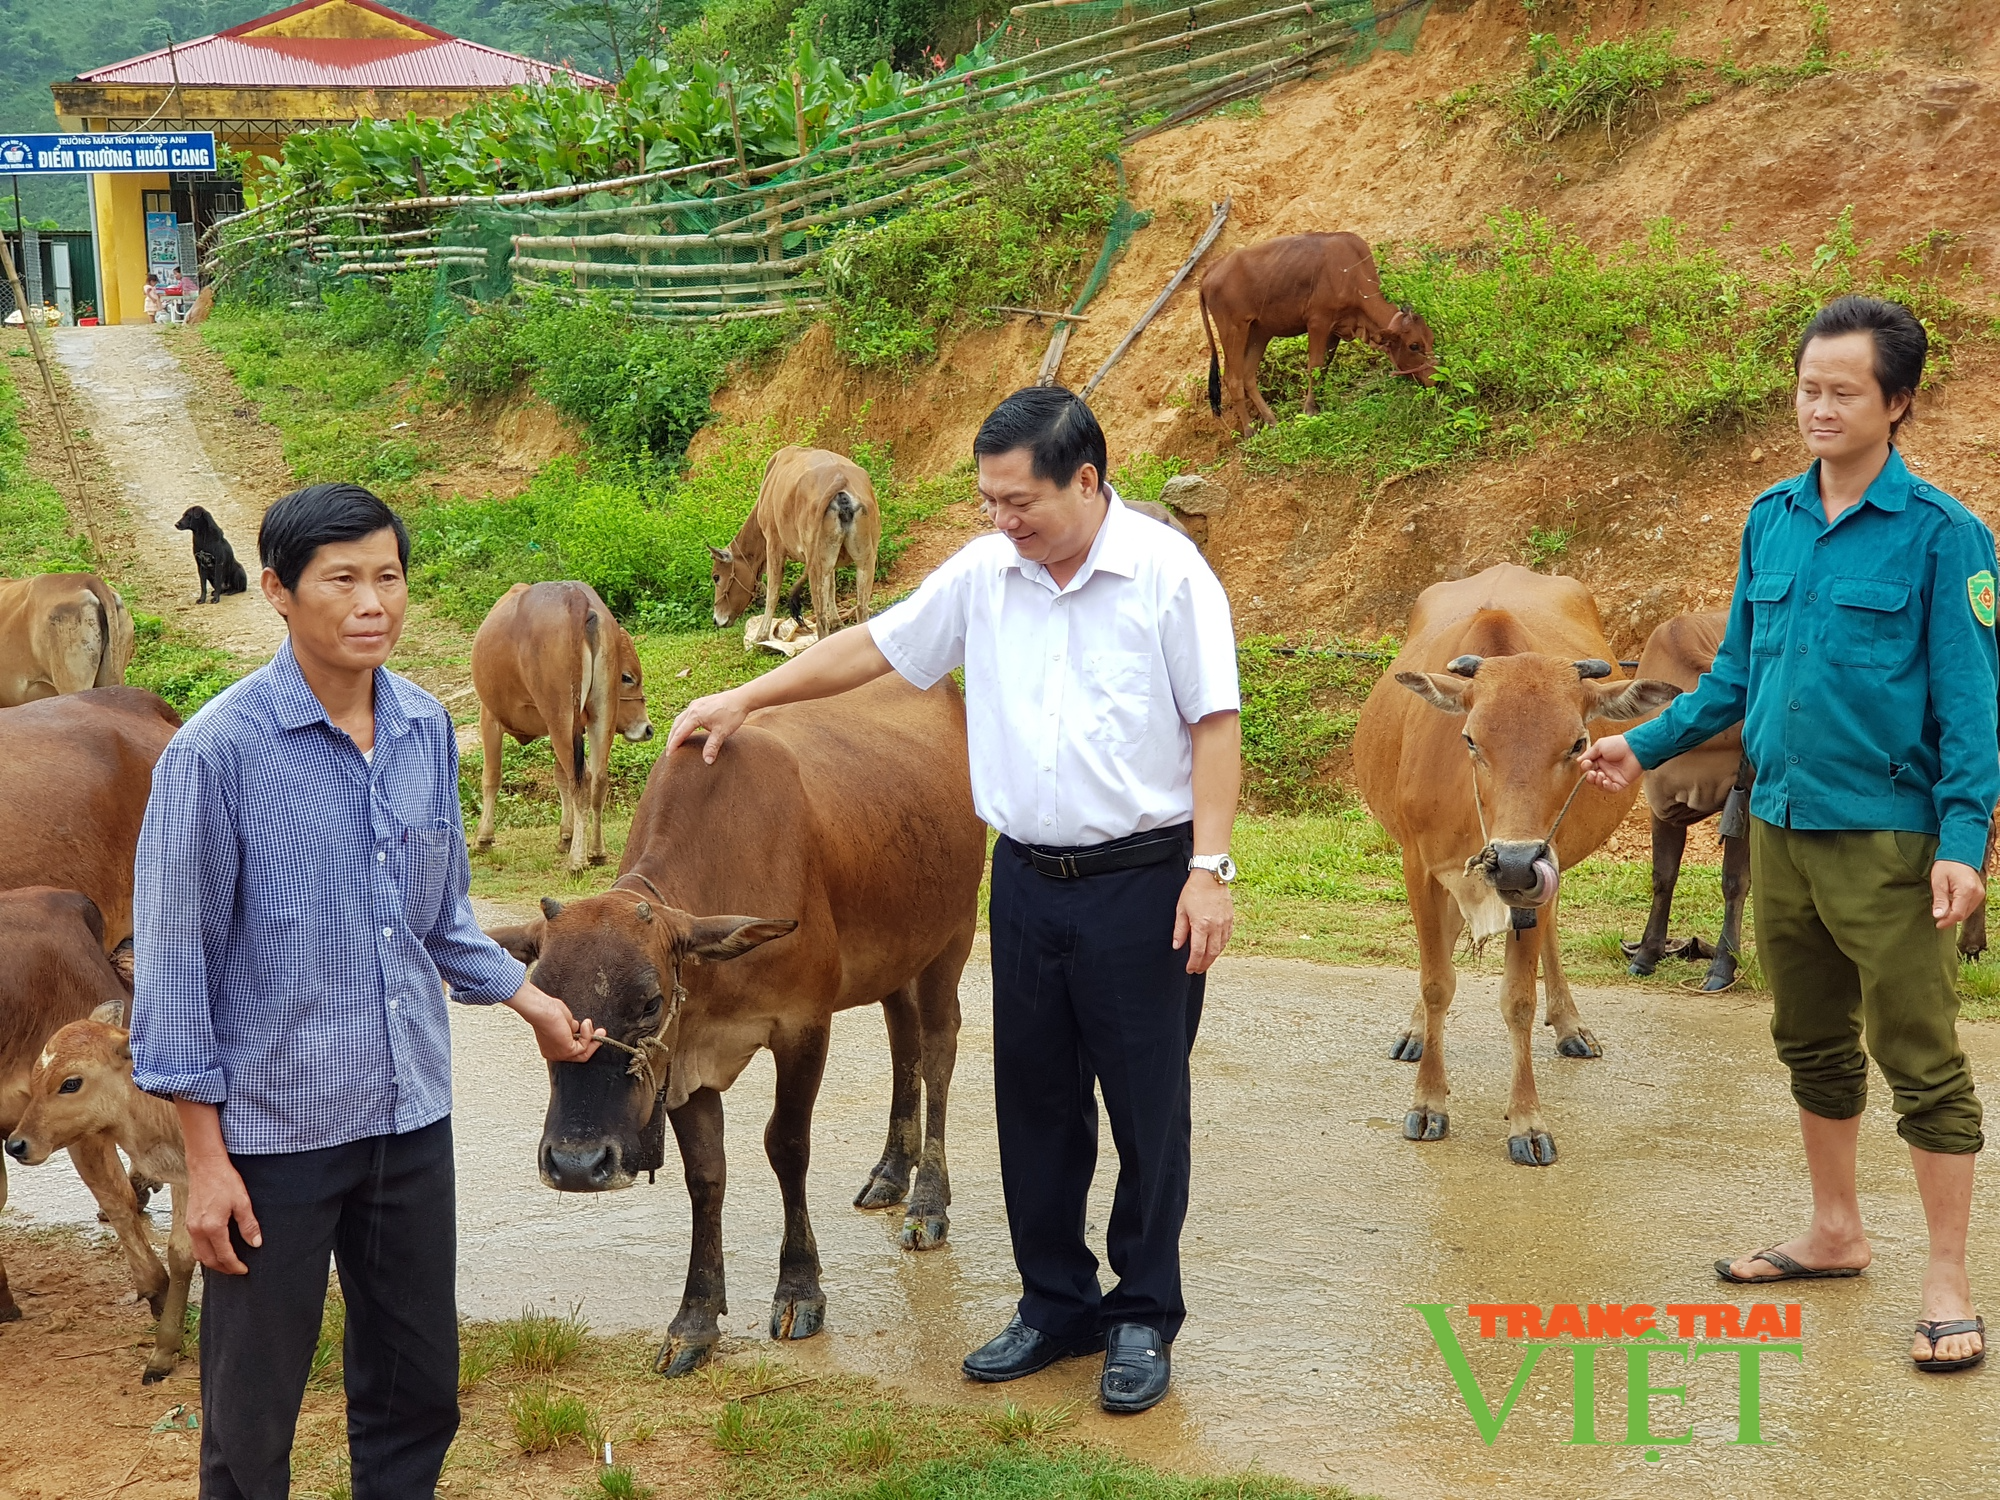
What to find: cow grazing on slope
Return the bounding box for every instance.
[0,687,180,951]
[486,675,982,1376]
[472,581,654,873]
[1353,564,1680,1166]
[710,446,880,643]
[0,889,171,1332]
[1198,231,1435,436]
[1620,612,1755,991]
[0,573,136,707]
[7,1018,192,1383]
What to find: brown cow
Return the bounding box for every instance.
[1353,564,1680,1165]
[7,1018,192,1383]
[0,572,136,706]
[485,674,982,1376]
[472,582,654,873]
[1199,232,1436,435]
[0,889,169,1331]
[710,446,880,643]
[1620,612,1754,991]
[0,687,180,951]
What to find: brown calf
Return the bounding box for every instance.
[1353,565,1680,1165]
[1198,231,1435,435]
[710,446,880,642]
[8,1019,191,1384]
[0,890,169,1332]
[486,675,982,1376]
[472,582,654,873]
[0,573,136,707]
[0,687,180,950]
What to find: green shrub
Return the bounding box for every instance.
[499,1303,587,1374]
[433,300,529,398]
[1112,451,1185,505]
[0,362,94,576]
[824,107,1123,367]
[591,1465,655,1499]
[510,1387,598,1454]
[1236,636,1393,814]
[125,614,249,719]
[1502,30,1700,143]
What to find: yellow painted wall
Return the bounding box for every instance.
[98,173,170,326]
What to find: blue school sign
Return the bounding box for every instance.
[0,132,218,174]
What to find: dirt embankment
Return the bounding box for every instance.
[714,0,2000,654]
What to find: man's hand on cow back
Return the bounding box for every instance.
[666,689,752,764]
[1579,734,1642,792]
[506,980,603,1063]
[174,1100,260,1276]
[1933,859,1986,930]
[1174,870,1234,975]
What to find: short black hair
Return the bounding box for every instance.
[259,482,410,592]
[1795,294,1928,435]
[972,386,1108,490]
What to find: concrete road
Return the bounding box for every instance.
[9,940,1996,1498]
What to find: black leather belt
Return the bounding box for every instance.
[1013,823,1191,880]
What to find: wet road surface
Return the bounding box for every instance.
[10,936,1997,1498]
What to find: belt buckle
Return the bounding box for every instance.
[1060,852,1079,879]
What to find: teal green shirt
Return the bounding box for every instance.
[1625,448,2000,869]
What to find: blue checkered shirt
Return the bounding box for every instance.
[131,640,527,1155]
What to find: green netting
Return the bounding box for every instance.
[217,0,1429,322]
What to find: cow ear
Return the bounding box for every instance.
[1585,677,1682,723]
[709,544,730,562]
[486,918,546,964]
[89,998,126,1027]
[1395,671,1472,715]
[685,916,798,962]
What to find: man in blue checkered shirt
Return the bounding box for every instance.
[131,483,604,1500]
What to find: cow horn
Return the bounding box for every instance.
[633,900,653,923]
[540,896,565,921]
[1573,659,1613,680]
[1446,655,1482,678]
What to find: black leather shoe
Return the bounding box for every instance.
[1100,1322,1170,1413]
[962,1315,1105,1383]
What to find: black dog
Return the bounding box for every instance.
[175,505,248,603]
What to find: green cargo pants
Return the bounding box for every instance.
[1751,818,1984,1154]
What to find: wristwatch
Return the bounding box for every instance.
[1190,853,1237,884]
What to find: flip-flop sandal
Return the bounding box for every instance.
[1713,1247,1865,1284]
[1913,1317,1985,1374]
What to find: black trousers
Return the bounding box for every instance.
[199,1117,460,1500]
[990,831,1205,1344]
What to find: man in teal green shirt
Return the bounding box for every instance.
[1585,295,1995,1375]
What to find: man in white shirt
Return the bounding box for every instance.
[668,386,1240,1414]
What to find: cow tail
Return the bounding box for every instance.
[1200,286,1222,418]
[91,591,113,688]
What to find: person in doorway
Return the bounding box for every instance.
[667,386,1241,1413]
[130,482,606,1499]
[1582,295,1995,1374]
[143,272,166,321]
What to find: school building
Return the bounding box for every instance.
[49,0,601,324]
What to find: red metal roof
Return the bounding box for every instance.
[73,0,606,89]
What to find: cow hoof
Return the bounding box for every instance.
[853,1165,910,1211]
[142,1363,172,1385]
[0,1301,20,1324]
[1404,1109,1448,1142]
[1508,1132,1558,1167]
[587,853,608,867]
[1626,957,1658,977]
[475,837,494,851]
[1700,968,1739,993]
[900,1213,949,1251]
[1389,1032,1424,1062]
[1555,1030,1602,1059]
[770,1293,826,1342]
[653,1335,717,1378]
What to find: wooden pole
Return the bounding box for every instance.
[723,79,748,180]
[1079,196,1230,401]
[791,69,810,158]
[0,231,100,553]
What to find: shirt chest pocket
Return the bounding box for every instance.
[394,820,454,935]
[1079,649,1152,744]
[1748,572,1793,656]
[1825,575,1916,669]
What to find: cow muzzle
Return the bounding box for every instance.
[625,721,655,742]
[1470,840,1561,909]
[540,1136,635,1192]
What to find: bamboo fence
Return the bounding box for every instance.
[205,0,1428,323]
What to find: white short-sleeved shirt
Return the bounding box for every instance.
[869,488,1239,848]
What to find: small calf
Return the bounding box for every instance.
[6,1019,192,1384]
[174,504,248,604]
